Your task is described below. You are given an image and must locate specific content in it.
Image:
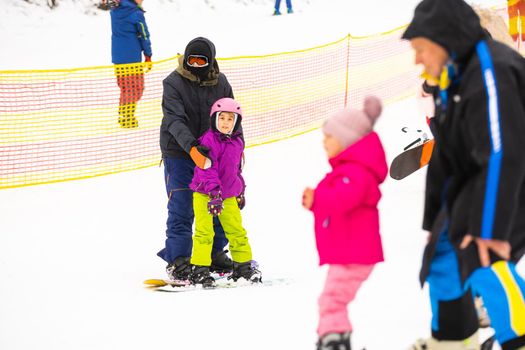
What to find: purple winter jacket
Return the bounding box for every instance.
[190,130,245,199]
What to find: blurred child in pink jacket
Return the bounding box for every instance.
[302,96,388,350]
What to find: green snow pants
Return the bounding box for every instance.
[191,192,252,266]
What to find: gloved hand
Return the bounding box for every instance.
[208,192,223,216]
[190,144,212,169]
[236,192,245,210]
[144,55,153,72]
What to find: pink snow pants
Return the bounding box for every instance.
[317,264,374,337]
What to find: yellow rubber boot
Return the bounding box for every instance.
[118,103,138,128]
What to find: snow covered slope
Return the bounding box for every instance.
[0,1,520,349]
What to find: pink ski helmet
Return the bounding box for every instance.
[210,98,243,118]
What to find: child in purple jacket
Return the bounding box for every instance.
[189,98,261,288]
[302,96,388,350]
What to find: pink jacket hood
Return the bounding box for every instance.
[329,132,388,184]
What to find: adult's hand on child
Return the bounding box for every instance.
[460,234,511,267]
[302,188,314,210]
[190,144,212,169]
[208,192,223,216]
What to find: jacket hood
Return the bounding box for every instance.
[184,37,216,61]
[329,132,387,184]
[402,0,486,63]
[113,0,142,17]
[183,37,216,79]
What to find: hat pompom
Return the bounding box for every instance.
[363,95,382,123]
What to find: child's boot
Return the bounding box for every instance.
[229,261,262,283]
[317,332,351,350]
[210,250,233,274]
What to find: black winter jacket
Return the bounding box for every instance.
[160,50,234,159]
[404,0,525,257]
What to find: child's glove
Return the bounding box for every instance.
[236,192,245,210]
[208,192,223,216]
[190,144,212,169]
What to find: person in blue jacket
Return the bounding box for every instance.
[110,0,152,128]
[274,0,293,15]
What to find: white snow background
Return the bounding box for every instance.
[1,0,522,349]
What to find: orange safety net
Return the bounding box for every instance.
[0,27,419,190]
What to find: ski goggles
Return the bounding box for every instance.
[186,55,209,67]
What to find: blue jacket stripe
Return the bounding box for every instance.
[476,41,503,240]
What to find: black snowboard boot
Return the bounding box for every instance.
[316,332,351,350]
[210,250,233,274]
[166,256,191,281]
[228,261,262,283]
[190,265,216,288]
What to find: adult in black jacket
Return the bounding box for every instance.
[158,37,234,280]
[403,1,525,349]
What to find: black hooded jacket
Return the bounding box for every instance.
[160,37,234,159]
[403,0,525,259]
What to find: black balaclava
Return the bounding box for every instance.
[183,37,216,80]
[402,0,485,63]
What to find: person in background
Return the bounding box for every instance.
[403,0,525,349]
[158,37,235,282]
[273,0,293,15]
[508,0,525,43]
[110,0,152,128]
[303,96,387,350]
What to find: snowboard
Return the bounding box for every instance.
[143,271,231,289]
[143,279,191,288]
[389,139,435,180]
[143,277,289,293]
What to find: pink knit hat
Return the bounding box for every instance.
[322,96,382,148]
